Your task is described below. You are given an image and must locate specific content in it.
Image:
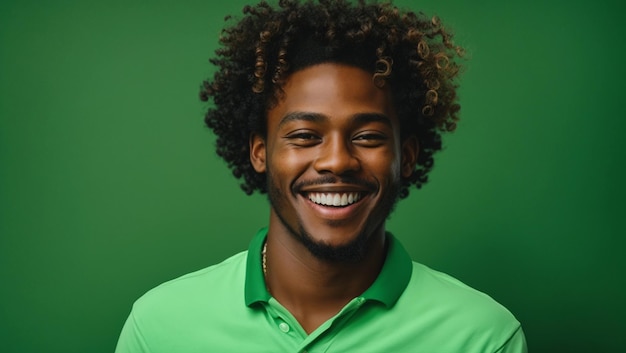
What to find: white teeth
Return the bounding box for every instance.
[308,192,361,207]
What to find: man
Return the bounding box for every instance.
[116,0,527,352]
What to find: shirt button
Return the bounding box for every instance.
[279,322,290,333]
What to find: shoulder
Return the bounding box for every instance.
[132,251,248,317]
[395,262,523,351]
[116,252,254,352]
[407,261,519,323]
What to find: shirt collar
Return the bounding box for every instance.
[244,228,271,306]
[244,227,412,308]
[360,232,413,307]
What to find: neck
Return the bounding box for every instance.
[263,213,387,333]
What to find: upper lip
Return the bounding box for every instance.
[298,184,372,193]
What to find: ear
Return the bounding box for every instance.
[400,135,419,178]
[249,132,267,173]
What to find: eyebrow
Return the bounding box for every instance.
[278,112,325,128]
[278,111,392,128]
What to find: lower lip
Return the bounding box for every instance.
[301,194,367,220]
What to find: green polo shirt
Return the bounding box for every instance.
[116,228,526,352]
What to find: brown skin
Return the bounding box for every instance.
[250,63,418,333]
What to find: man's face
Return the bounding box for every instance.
[250,63,417,262]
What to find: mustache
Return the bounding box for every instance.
[293,175,377,192]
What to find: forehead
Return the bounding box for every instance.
[268,63,397,127]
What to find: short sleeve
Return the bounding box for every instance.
[115,310,150,353]
[495,326,527,353]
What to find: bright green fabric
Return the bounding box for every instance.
[115,228,527,353]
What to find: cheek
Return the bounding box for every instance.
[267,147,312,183]
[360,150,401,181]
[283,152,310,169]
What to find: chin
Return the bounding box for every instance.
[296,224,371,263]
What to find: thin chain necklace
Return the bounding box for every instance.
[262,242,267,276]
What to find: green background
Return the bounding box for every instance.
[1,0,624,352]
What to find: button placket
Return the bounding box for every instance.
[278,322,290,333]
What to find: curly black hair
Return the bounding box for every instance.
[200,0,465,198]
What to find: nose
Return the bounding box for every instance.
[313,134,361,175]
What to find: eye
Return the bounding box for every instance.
[352,132,387,147]
[284,131,321,147]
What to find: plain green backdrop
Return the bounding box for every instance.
[1,0,624,352]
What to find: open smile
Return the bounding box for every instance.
[306,192,363,207]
